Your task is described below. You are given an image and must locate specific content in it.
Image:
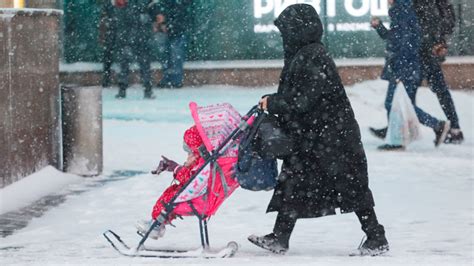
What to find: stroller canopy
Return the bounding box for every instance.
[173,102,242,209]
[189,102,242,158]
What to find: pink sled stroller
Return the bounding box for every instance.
[103,102,259,258]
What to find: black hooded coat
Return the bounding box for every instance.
[265,4,375,218]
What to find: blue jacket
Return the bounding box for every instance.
[375,0,421,84]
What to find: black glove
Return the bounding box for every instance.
[151,156,179,175]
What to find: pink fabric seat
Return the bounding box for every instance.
[172,102,242,218]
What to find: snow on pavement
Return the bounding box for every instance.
[0,80,472,265]
[0,166,82,215]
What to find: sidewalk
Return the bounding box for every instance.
[0,170,145,237]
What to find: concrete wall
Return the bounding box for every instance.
[62,85,103,176]
[0,9,62,188]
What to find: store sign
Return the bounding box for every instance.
[254,0,389,33]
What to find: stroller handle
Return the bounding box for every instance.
[246,105,259,116]
[244,105,262,119]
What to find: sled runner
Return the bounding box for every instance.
[104,103,262,258]
[103,230,238,258]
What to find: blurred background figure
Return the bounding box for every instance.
[370,0,450,150]
[150,0,193,88]
[110,0,155,99]
[413,0,463,144]
[370,0,463,144]
[99,0,117,88]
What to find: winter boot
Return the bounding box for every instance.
[433,121,451,147]
[158,80,183,89]
[369,127,387,140]
[248,233,288,254]
[115,88,126,99]
[444,128,464,144]
[377,144,405,151]
[144,87,155,99]
[135,219,166,240]
[353,225,389,256]
[157,81,173,89]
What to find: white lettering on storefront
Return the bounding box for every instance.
[254,0,320,18]
[254,0,274,18]
[370,0,388,16]
[254,0,388,19]
[344,0,370,17]
[254,0,389,32]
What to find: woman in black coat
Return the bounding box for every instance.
[248,4,389,256]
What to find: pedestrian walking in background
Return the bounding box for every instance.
[248,4,389,256]
[414,0,463,143]
[99,0,117,88]
[371,0,463,144]
[370,0,450,150]
[150,0,193,88]
[112,0,155,99]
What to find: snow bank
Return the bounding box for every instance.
[0,166,82,215]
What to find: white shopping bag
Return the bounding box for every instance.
[385,83,422,146]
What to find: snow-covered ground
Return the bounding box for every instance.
[0,166,82,215]
[1,80,473,265]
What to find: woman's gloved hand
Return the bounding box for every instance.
[151,156,179,175]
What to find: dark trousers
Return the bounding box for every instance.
[117,45,153,91]
[273,208,383,246]
[159,34,187,87]
[102,30,116,86]
[421,52,461,129]
[384,80,441,129]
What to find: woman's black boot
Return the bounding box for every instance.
[354,208,389,256]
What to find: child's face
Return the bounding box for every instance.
[184,152,198,167]
[388,0,394,6]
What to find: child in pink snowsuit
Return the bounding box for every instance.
[151,125,204,220]
[136,102,243,239]
[136,125,203,239]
